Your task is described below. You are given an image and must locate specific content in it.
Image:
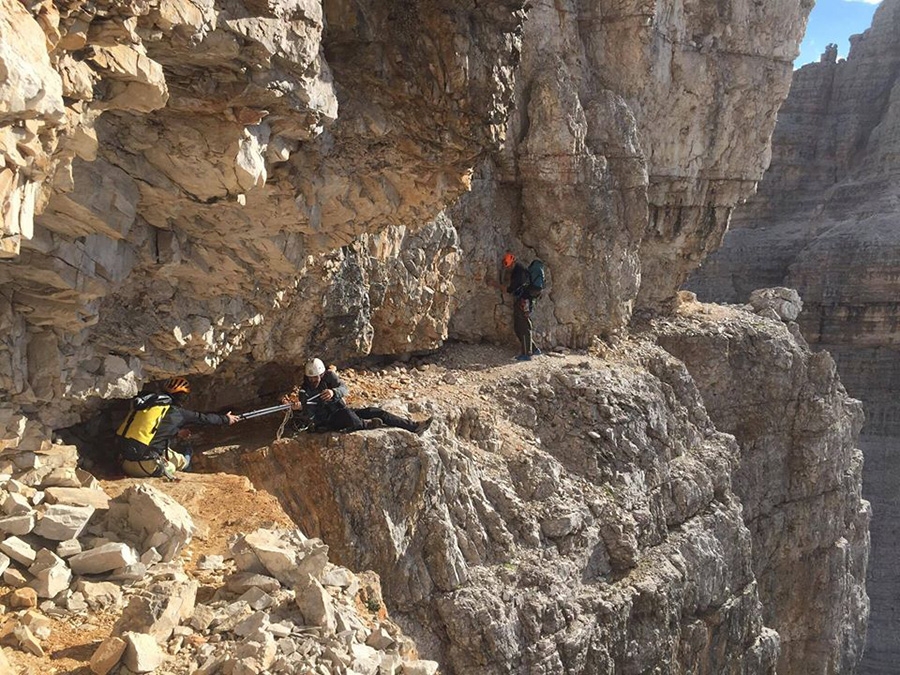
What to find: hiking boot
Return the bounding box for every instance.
[364,418,384,430]
[515,354,532,362]
[532,347,542,356]
[415,417,434,435]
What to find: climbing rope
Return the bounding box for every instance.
[276,408,292,441]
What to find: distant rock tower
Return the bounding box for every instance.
[821,43,838,64]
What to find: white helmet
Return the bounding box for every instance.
[305,358,326,377]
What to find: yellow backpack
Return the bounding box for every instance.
[116,394,172,447]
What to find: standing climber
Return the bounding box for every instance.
[116,377,239,479]
[282,358,433,434]
[502,251,541,361]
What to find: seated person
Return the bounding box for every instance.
[116,377,239,479]
[284,358,433,434]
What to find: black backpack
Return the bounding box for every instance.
[526,259,546,299]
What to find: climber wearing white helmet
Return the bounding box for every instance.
[282,357,433,435]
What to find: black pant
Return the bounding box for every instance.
[513,299,533,355]
[322,406,417,432]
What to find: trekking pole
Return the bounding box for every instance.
[236,404,291,421]
[236,392,322,422]
[238,392,324,421]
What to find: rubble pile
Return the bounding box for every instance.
[0,432,434,673]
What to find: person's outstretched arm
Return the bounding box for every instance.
[181,409,239,426]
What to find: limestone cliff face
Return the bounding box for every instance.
[202,341,782,674]
[200,316,868,674]
[0,0,526,433]
[0,0,813,433]
[2,1,872,673]
[687,5,899,670]
[448,0,813,347]
[657,308,869,674]
[689,0,900,434]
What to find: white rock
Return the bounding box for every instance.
[190,603,217,631]
[321,566,355,588]
[233,610,269,637]
[294,575,335,631]
[123,631,165,673]
[0,512,36,535]
[1,491,32,515]
[113,580,197,642]
[0,552,9,575]
[234,529,328,587]
[380,653,403,675]
[30,560,72,598]
[40,468,82,488]
[140,547,162,565]
[19,609,52,639]
[69,542,138,575]
[111,485,195,562]
[268,622,292,638]
[66,590,88,612]
[0,535,37,565]
[57,539,82,558]
[44,486,110,509]
[402,660,439,675]
[3,567,27,587]
[351,643,381,674]
[5,479,35,496]
[29,549,71,598]
[29,547,64,574]
[238,586,275,611]
[34,504,95,541]
[14,623,44,656]
[197,554,224,570]
[75,580,123,610]
[366,626,395,650]
[225,572,281,594]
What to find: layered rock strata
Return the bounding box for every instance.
[0,0,815,431]
[448,0,814,346]
[687,2,900,670]
[200,329,868,674]
[689,0,900,435]
[0,0,526,432]
[656,302,869,674]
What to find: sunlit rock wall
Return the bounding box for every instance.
[687,5,900,670]
[448,0,813,347]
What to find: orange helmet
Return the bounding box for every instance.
[164,377,191,395]
[502,251,516,268]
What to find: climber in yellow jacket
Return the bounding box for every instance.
[115,377,239,479]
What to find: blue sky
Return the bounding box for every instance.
[795,0,881,66]
[794,0,881,68]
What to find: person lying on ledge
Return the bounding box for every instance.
[283,358,433,434]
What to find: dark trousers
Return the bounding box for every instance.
[513,299,533,355]
[323,406,417,432]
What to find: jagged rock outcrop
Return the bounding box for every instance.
[0,0,527,432]
[2,0,873,672]
[448,0,814,347]
[689,0,900,432]
[656,302,869,674]
[687,2,900,670]
[0,0,815,432]
[200,331,868,674]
